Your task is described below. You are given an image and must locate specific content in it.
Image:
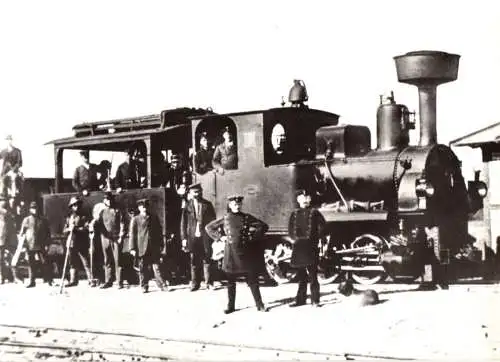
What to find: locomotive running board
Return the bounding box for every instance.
[318,209,388,222]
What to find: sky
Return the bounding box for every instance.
[0,0,499,178]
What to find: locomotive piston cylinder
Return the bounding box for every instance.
[394,51,460,146]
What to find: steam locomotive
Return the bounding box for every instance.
[43,50,486,286]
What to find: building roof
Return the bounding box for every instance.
[450,121,500,148]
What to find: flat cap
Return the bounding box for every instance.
[103,191,114,200]
[295,189,309,197]
[29,201,38,209]
[136,198,149,206]
[188,182,202,191]
[68,196,82,207]
[79,150,89,157]
[227,194,244,202]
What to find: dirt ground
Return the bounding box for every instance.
[0,278,498,361]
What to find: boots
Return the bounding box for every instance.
[203,262,213,289]
[26,267,35,288]
[224,283,236,314]
[249,284,268,312]
[67,268,78,287]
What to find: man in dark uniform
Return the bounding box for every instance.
[0,197,16,284]
[115,149,139,192]
[194,132,214,175]
[181,183,216,291]
[212,128,238,171]
[288,189,325,307]
[129,198,167,293]
[93,192,126,289]
[72,151,98,196]
[63,196,92,286]
[206,195,269,314]
[14,201,52,287]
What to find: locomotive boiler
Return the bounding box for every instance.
[305,51,482,285]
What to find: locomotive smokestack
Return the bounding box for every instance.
[393,51,460,146]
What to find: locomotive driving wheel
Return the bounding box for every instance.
[349,234,388,285]
[264,242,297,284]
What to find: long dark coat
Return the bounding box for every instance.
[180,198,216,255]
[206,212,268,274]
[96,207,125,249]
[0,207,16,248]
[19,214,51,251]
[129,213,162,259]
[288,207,325,268]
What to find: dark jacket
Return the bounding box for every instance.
[115,161,141,190]
[206,212,268,274]
[19,214,51,251]
[180,198,216,254]
[72,164,99,192]
[129,213,162,259]
[96,207,125,245]
[288,207,325,268]
[0,207,16,248]
[194,148,214,174]
[63,212,90,250]
[0,147,22,174]
[212,143,237,170]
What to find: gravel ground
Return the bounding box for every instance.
[0,279,498,360]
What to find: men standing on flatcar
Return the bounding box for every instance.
[181,183,216,291]
[64,196,92,286]
[72,150,98,196]
[129,198,167,293]
[212,127,238,171]
[287,189,325,307]
[93,192,126,289]
[14,201,52,287]
[205,195,269,314]
[194,132,214,175]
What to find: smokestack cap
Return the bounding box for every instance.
[394,51,460,86]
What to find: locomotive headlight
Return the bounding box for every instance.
[425,184,435,197]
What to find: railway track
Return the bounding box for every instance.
[0,323,414,361]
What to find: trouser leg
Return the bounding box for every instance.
[307,264,320,304]
[203,260,212,286]
[78,249,92,281]
[190,251,202,287]
[295,268,308,304]
[151,262,166,290]
[226,273,236,310]
[39,251,52,284]
[27,251,36,286]
[139,257,148,290]
[247,270,264,308]
[112,242,122,286]
[68,248,78,286]
[101,237,113,284]
[0,246,4,283]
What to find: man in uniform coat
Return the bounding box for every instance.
[115,149,139,192]
[14,201,52,287]
[72,150,99,196]
[63,196,92,286]
[181,183,216,291]
[93,192,126,289]
[194,132,214,175]
[0,197,16,284]
[129,198,167,293]
[206,195,269,314]
[288,189,325,307]
[212,128,238,171]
